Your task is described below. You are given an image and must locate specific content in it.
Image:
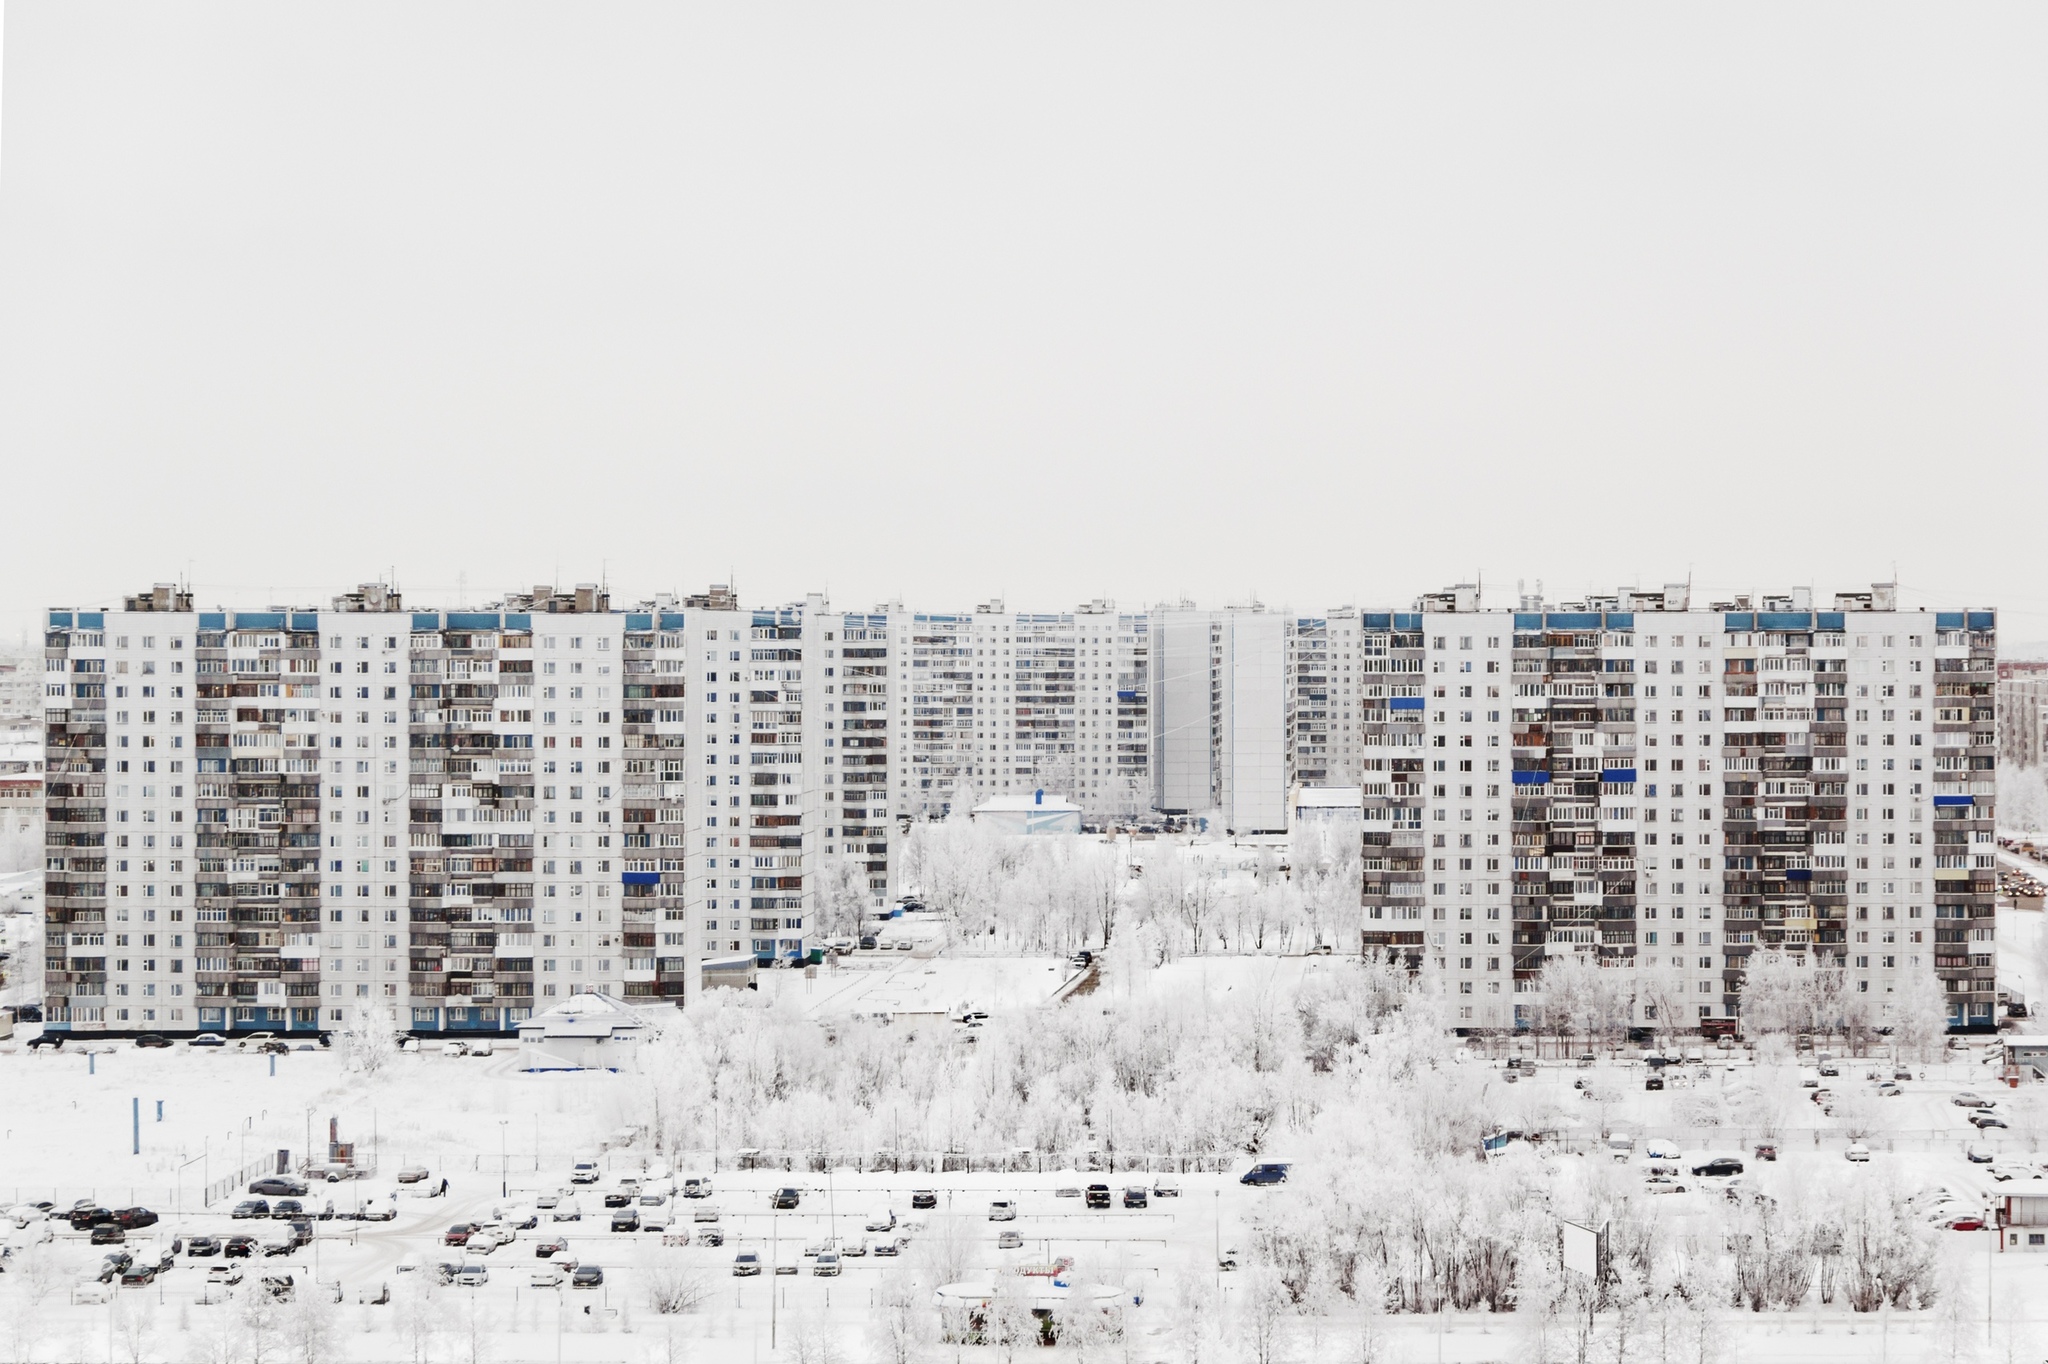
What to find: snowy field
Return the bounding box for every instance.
[4,1022,2048,1360]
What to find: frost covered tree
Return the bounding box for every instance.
[1892,961,1954,1063]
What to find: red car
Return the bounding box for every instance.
[1947,1217,1986,1232]
[444,1223,476,1246]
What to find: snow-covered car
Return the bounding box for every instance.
[1966,1145,1994,1164]
[1644,1177,1686,1194]
[988,1201,1017,1221]
[1845,1144,1872,1162]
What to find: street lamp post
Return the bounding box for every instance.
[500,1120,509,1199]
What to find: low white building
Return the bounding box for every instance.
[1290,785,1362,828]
[515,991,653,1071]
[973,791,1082,835]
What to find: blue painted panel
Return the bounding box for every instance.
[290,613,318,632]
[622,872,659,885]
[625,613,652,631]
[1512,770,1551,785]
[1546,613,1600,629]
[1787,868,1812,881]
[1601,768,1637,782]
[48,611,73,628]
[1605,613,1634,629]
[79,611,105,629]
[1363,613,1392,630]
[1723,613,1754,631]
[1514,613,1542,630]
[233,611,286,630]
[199,612,226,630]
[412,613,441,631]
[1393,613,1421,631]
[1933,795,1973,807]
[1817,612,1845,630]
[1968,611,1994,630]
[1935,611,1964,630]
[505,613,532,631]
[1389,697,1425,711]
[659,612,687,631]
[1757,612,1812,631]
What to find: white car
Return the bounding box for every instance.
[455,1264,488,1287]
[865,1208,896,1233]
[1990,1164,2041,1183]
[988,1201,1017,1222]
[1845,1144,1872,1162]
[1644,1177,1687,1195]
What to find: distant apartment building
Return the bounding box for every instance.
[1153,603,1341,835]
[887,601,1149,823]
[1997,661,2048,770]
[1359,583,2001,1033]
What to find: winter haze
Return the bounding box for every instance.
[0,4,2044,632]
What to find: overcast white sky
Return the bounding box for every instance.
[1,4,2043,645]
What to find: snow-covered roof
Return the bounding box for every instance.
[516,991,650,1039]
[975,794,1080,813]
[1293,787,1362,807]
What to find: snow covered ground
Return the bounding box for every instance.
[3,1029,2047,1360]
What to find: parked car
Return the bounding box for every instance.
[696,1227,724,1247]
[250,1178,307,1198]
[682,1178,713,1200]
[232,1200,271,1220]
[771,1188,801,1210]
[187,1236,222,1257]
[1967,1145,1995,1164]
[1240,1163,1290,1187]
[1644,1177,1686,1195]
[1754,1144,1778,1162]
[1645,1076,1665,1091]
[872,1238,900,1257]
[535,1237,568,1258]
[68,1206,114,1230]
[134,1034,171,1050]
[1690,1159,1744,1178]
[812,1251,841,1277]
[610,1210,639,1232]
[25,1034,63,1051]
[455,1264,488,1287]
[395,1167,431,1185]
[1085,1185,1112,1209]
[206,1264,243,1286]
[997,1230,1023,1249]
[1972,1114,2009,1130]
[571,1265,604,1289]
[988,1201,1017,1222]
[188,1034,226,1048]
[273,1200,304,1220]
[1152,1179,1181,1198]
[1123,1188,1149,1209]
[733,1252,761,1277]
[1953,1093,1991,1108]
[260,1236,294,1257]
[865,1208,896,1232]
[119,1264,158,1286]
[224,1236,258,1258]
[90,1223,127,1245]
[569,1161,601,1185]
[445,1224,476,1247]
[910,1190,937,1210]
[1845,1144,1872,1162]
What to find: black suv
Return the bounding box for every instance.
[1084,1185,1112,1209]
[1123,1188,1149,1209]
[224,1235,258,1258]
[1690,1158,1744,1178]
[910,1190,937,1210]
[69,1206,113,1231]
[113,1207,158,1229]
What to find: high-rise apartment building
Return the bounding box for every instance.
[887,601,1149,822]
[1360,583,2001,1032]
[38,583,898,1039]
[1996,662,2048,771]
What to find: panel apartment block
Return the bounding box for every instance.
[1362,583,2000,1034]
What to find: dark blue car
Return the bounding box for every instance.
[1240,1163,1290,1187]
